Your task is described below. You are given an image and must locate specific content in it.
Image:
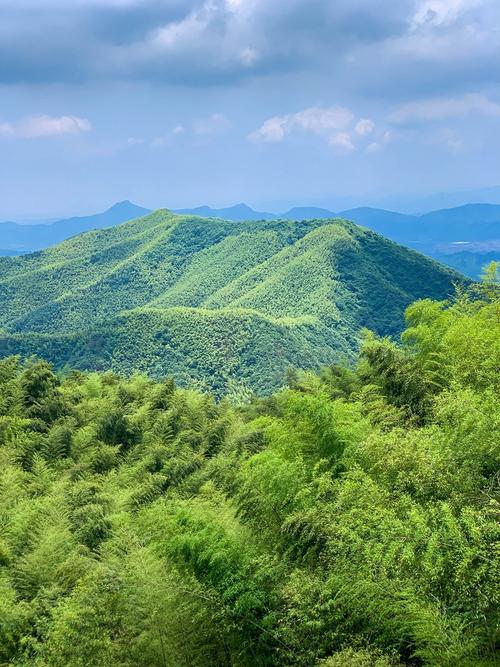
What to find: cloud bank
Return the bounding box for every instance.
[0,115,92,138]
[0,0,499,97]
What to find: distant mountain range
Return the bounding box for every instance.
[173,202,500,244]
[0,210,462,395]
[0,201,151,252]
[1,199,498,279]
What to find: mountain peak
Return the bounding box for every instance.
[231,202,254,211]
[106,200,147,213]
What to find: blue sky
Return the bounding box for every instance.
[1,0,500,218]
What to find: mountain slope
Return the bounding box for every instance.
[0,211,464,394]
[0,201,151,252]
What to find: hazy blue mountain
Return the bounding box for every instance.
[174,202,277,221]
[339,207,416,236]
[420,203,500,225]
[431,251,500,280]
[0,249,27,256]
[339,204,500,243]
[412,204,500,243]
[389,186,500,214]
[340,206,415,224]
[0,201,151,252]
[283,206,336,219]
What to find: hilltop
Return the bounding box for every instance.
[0,210,463,394]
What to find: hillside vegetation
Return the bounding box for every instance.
[0,275,498,666]
[0,210,462,395]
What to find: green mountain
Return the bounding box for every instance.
[0,210,464,395]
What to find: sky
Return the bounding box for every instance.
[1,0,500,218]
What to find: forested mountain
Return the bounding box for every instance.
[168,204,500,279]
[1,201,498,279]
[175,203,500,270]
[171,202,500,244]
[0,201,151,253]
[0,211,462,395]
[0,277,498,666]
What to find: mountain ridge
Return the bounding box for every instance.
[1,200,499,279]
[0,210,464,394]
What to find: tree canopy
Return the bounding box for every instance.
[0,271,498,666]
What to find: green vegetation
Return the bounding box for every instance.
[0,273,498,666]
[0,210,463,395]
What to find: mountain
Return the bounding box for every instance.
[0,201,151,252]
[334,205,500,277]
[338,207,417,238]
[389,185,500,213]
[340,204,500,243]
[0,210,464,395]
[283,206,336,219]
[0,248,27,256]
[175,202,500,249]
[431,251,500,280]
[1,200,499,274]
[173,202,277,221]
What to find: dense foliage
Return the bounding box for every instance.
[0,272,498,666]
[0,211,462,395]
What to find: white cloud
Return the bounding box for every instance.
[150,11,203,51]
[249,116,286,142]
[366,141,381,153]
[152,117,228,148]
[151,124,185,148]
[411,0,483,29]
[225,0,248,10]
[431,127,465,152]
[355,118,375,136]
[0,115,91,138]
[240,47,258,66]
[293,107,354,133]
[193,113,231,135]
[329,132,355,153]
[0,122,15,137]
[390,93,500,124]
[365,130,392,154]
[249,106,354,144]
